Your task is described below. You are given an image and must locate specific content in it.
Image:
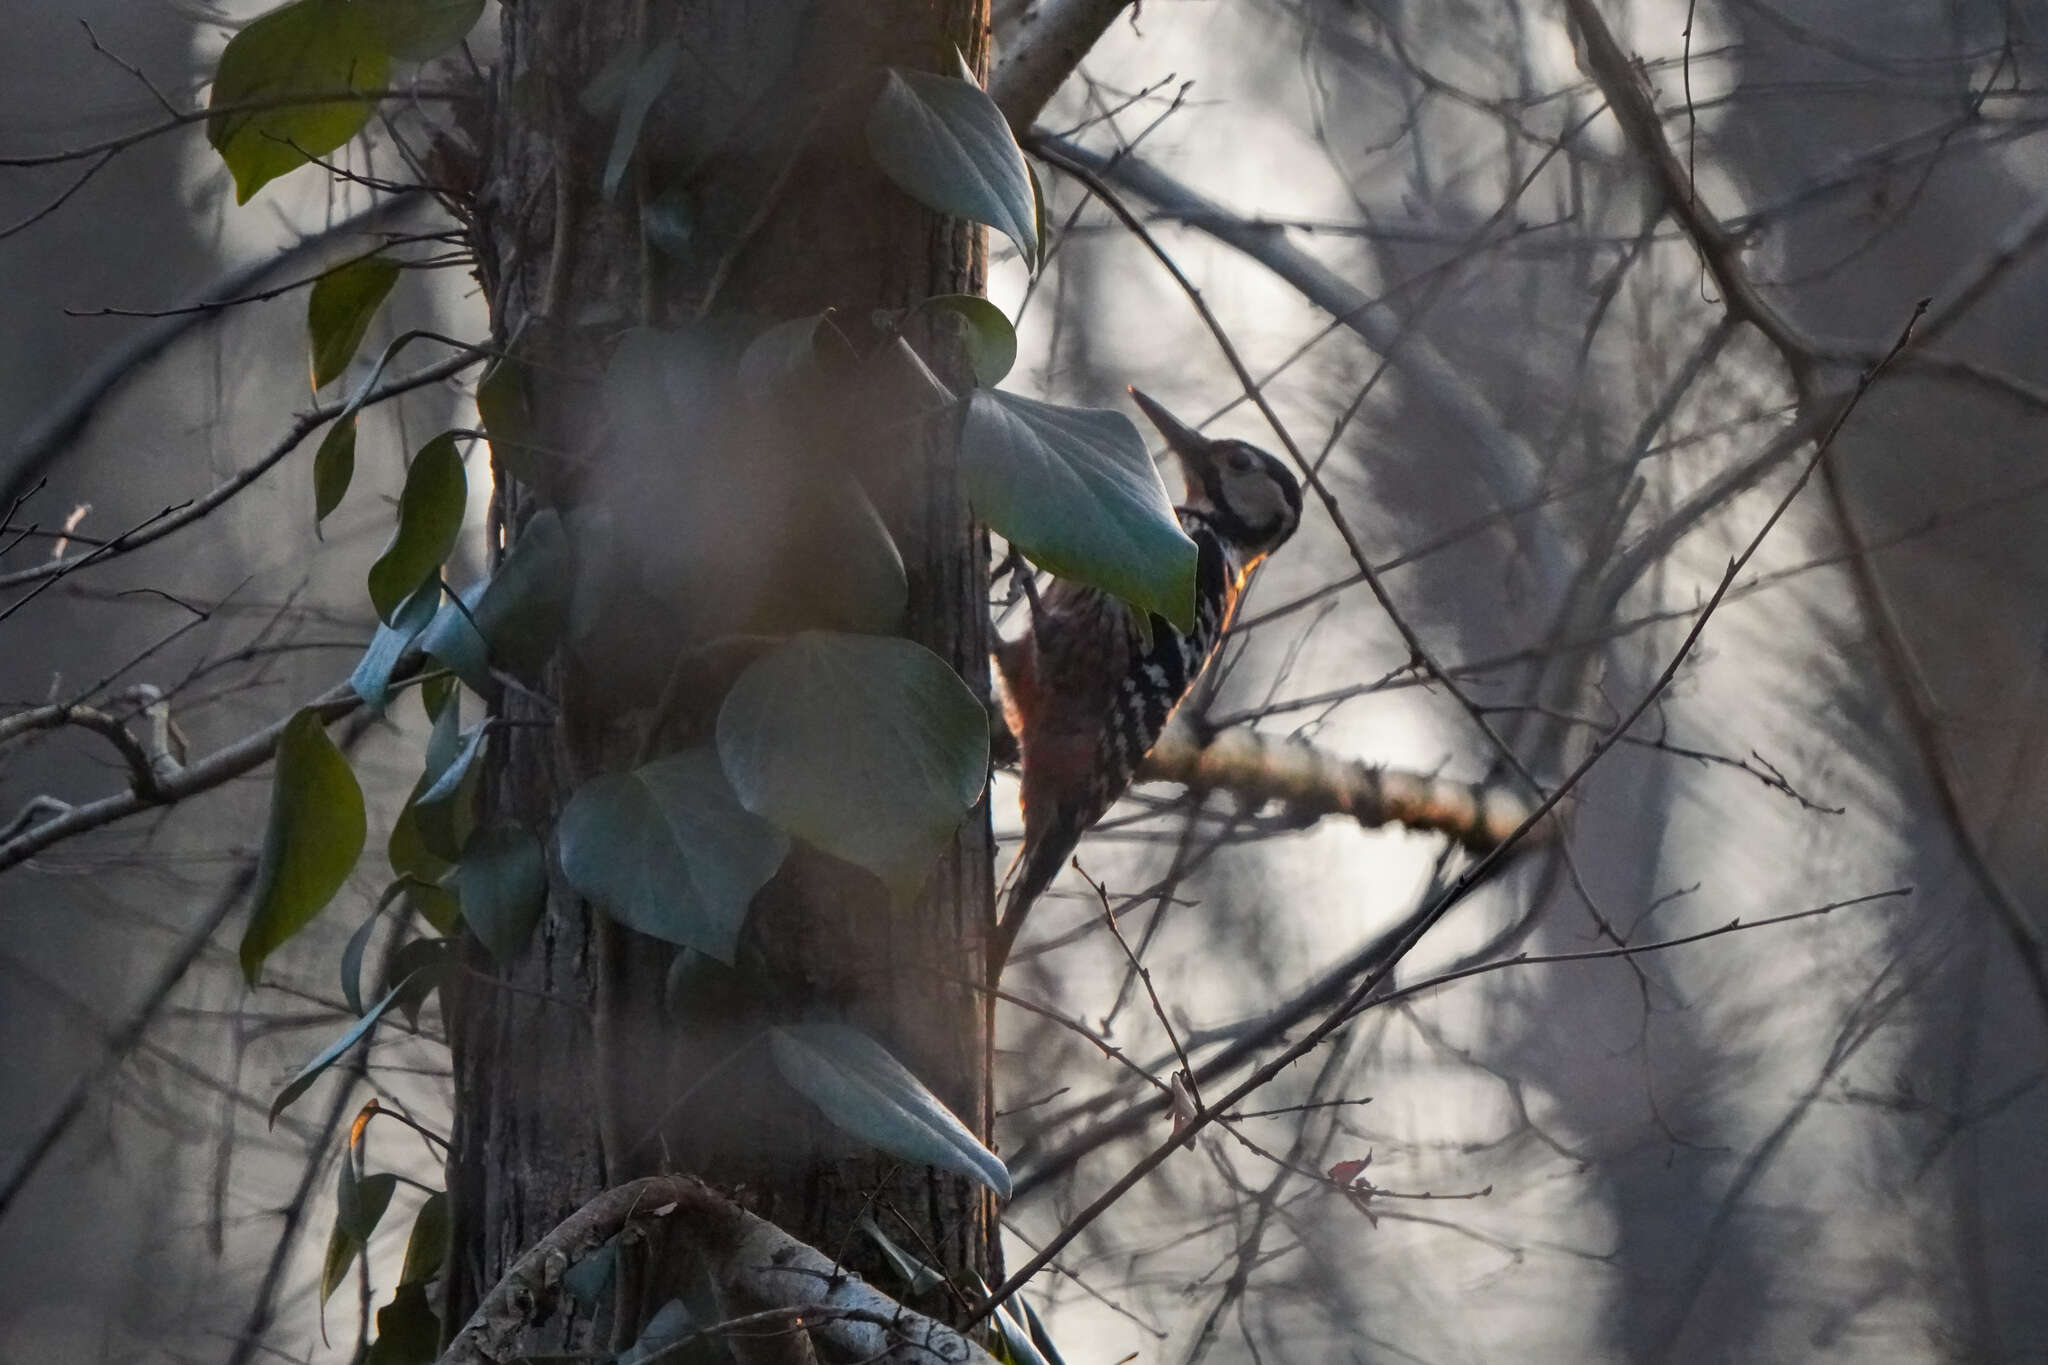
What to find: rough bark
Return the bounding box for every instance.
[447,2,997,1353]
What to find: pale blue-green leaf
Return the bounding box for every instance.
[857,1214,945,1296]
[453,824,546,965]
[562,1239,619,1309]
[959,389,1197,631]
[557,748,789,963]
[416,579,490,694]
[1019,1295,1071,1365]
[467,507,573,679]
[367,432,467,623]
[618,1300,694,1365]
[866,58,1037,262]
[269,975,418,1124]
[644,186,695,260]
[206,0,389,203]
[770,1022,1010,1199]
[415,721,488,808]
[603,40,680,199]
[715,632,986,901]
[239,710,367,984]
[350,580,439,713]
[340,880,410,1016]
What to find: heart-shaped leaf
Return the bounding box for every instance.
[207,0,390,203]
[308,255,400,389]
[453,824,546,964]
[716,632,986,900]
[770,1022,1011,1199]
[867,52,1037,263]
[356,0,483,60]
[368,432,468,623]
[960,389,1197,630]
[313,414,357,523]
[240,709,367,984]
[557,748,790,962]
[917,294,1017,386]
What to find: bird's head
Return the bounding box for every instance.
[1129,388,1302,555]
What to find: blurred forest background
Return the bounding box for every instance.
[4,0,2047,1362]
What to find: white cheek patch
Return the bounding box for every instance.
[1223,466,1292,531]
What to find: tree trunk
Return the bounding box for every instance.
[445,1,997,1350]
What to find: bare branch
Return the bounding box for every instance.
[442,1175,999,1365]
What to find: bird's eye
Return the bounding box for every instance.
[1228,449,1252,472]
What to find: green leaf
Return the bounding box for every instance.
[206,0,390,203]
[350,580,440,713]
[736,312,834,404]
[453,825,546,964]
[405,878,460,935]
[917,294,1017,387]
[1026,159,1050,272]
[367,432,467,623]
[419,673,457,722]
[388,797,450,884]
[338,1165,398,1240]
[557,748,789,963]
[475,350,542,484]
[356,0,484,60]
[240,709,368,984]
[308,256,401,389]
[398,1191,450,1285]
[960,389,1198,630]
[366,1282,440,1365]
[866,53,1038,263]
[716,632,986,901]
[313,414,356,523]
[270,976,416,1124]
[322,1163,397,1302]
[769,1022,1011,1199]
[602,40,681,199]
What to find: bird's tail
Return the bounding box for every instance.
[989,807,1086,982]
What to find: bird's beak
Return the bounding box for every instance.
[1128,387,1215,467]
[1130,384,1220,491]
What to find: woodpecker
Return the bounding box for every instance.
[989,389,1303,978]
